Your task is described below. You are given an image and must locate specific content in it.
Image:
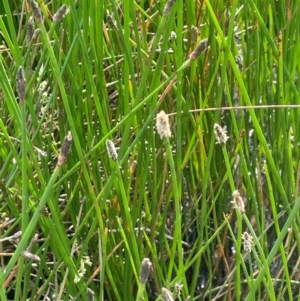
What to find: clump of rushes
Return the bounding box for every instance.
[241,231,253,253]
[163,0,176,16]
[214,123,229,145]
[16,66,26,102]
[30,0,43,23]
[136,258,152,301]
[189,38,209,61]
[106,139,118,161]
[26,16,35,45]
[156,110,171,139]
[231,190,245,214]
[140,258,152,284]
[53,4,70,23]
[57,131,72,167]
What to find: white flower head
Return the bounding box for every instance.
[156,110,171,139]
[106,139,118,161]
[214,123,229,145]
[74,255,92,283]
[241,231,253,253]
[231,190,245,213]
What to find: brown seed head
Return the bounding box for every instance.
[189,38,208,61]
[16,67,26,102]
[30,0,43,23]
[32,28,41,40]
[26,16,35,45]
[57,131,72,166]
[53,4,70,23]
[163,0,176,16]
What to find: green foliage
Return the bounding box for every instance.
[0,0,300,300]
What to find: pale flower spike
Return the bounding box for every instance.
[162,287,174,301]
[214,123,229,145]
[106,140,118,161]
[53,4,70,23]
[231,190,245,214]
[241,231,253,253]
[140,258,152,284]
[156,110,171,139]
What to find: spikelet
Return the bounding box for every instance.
[26,16,35,45]
[231,190,245,214]
[214,123,228,145]
[21,251,41,262]
[30,1,43,23]
[32,28,41,40]
[241,232,253,253]
[12,231,22,240]
[57,131,73,166]
[16,67,26,102]
[27,233,39,251]
[106,140,118,161]
[140,258,152,284]
[156,110,171,139]
[53,4,70,23]
[86,288,95,301]
[189,38,208,61]
[74,256,92,283]
[163,0,176,16]
[162,287,174,301]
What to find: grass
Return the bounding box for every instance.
[0,0,300,300]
